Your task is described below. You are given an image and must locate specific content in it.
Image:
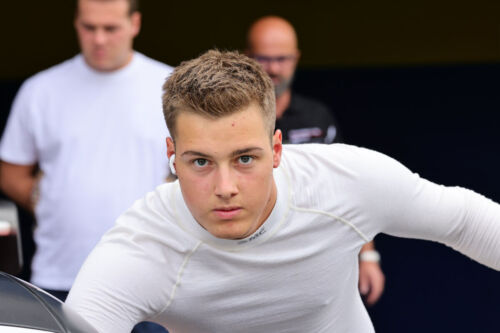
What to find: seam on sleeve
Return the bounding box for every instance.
[279,155,370,243]
[159,240,202,314]
[290,205,370,242]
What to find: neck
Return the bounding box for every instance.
[85,51,135,73]
[255,178,278,234]
[275,89,292,119]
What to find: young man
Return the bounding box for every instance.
[246,15,385,305]
[66,50,500,332]
[0,0,170,332]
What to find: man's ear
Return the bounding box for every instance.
[272,129,283,168]
[130,12,141,37]
[295,49,302,62]
[166,137,175,158]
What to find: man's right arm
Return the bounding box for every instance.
[0,161,37,212]
[65,191,175,332]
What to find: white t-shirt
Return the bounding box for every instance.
[66,144,500,333]
[0,52,173,290]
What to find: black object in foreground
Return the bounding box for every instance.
[0,272,97,332]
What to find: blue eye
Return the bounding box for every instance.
[239,156,253,164]
[194,159,208,167]
[104,26,118,33]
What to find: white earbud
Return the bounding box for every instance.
[169,154,177,175]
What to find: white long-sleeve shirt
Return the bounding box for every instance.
[66,144,500,333]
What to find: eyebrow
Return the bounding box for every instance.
[181,147,264,159]
[230,147,264,157]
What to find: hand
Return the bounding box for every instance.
[358,260,385,306]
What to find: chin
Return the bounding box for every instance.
[210,224,251,240]
[211,229,244,240]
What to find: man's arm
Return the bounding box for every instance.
[65,191,174,332]
[66,240,154,333]
[0,161,38,212]
[352,146,500,271]
[358,242,385,306]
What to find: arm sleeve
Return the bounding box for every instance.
[65,197,172,333]
[355,148,500,270]
[66,243,165,332]
[0,80,38,164]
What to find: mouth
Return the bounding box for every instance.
[270,76,281,84]
[92,48,107,58]
[213,206,242,220]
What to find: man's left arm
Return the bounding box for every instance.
[358,148,500,271]
[358,242,385,306]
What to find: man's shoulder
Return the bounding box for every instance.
[113,183,175,231]
[283,142,355,157]
[23,55,81,87]
[14,55,82,101]
[134,52,173,74]
[282,143,391,171]
[281,144,413,210]
[286,92,334,123]
[290,92,331,113]
[280,92,339,143]
[108,182,198,250]
[282,143,348,168]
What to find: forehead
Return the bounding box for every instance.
[175,105,270,154]
[250,23,297,55]
[76,0,130,22]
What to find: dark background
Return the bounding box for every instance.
[1,1,499,332]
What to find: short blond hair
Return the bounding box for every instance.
[162,49,276,141]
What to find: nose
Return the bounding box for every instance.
[214,166,238,200]
[93,29,107,45]
[267,60,282,76]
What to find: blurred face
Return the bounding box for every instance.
[167,104,282,240]
[248,19,300,97]
[75,0,140,72]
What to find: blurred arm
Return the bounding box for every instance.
[0,161,38,212]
